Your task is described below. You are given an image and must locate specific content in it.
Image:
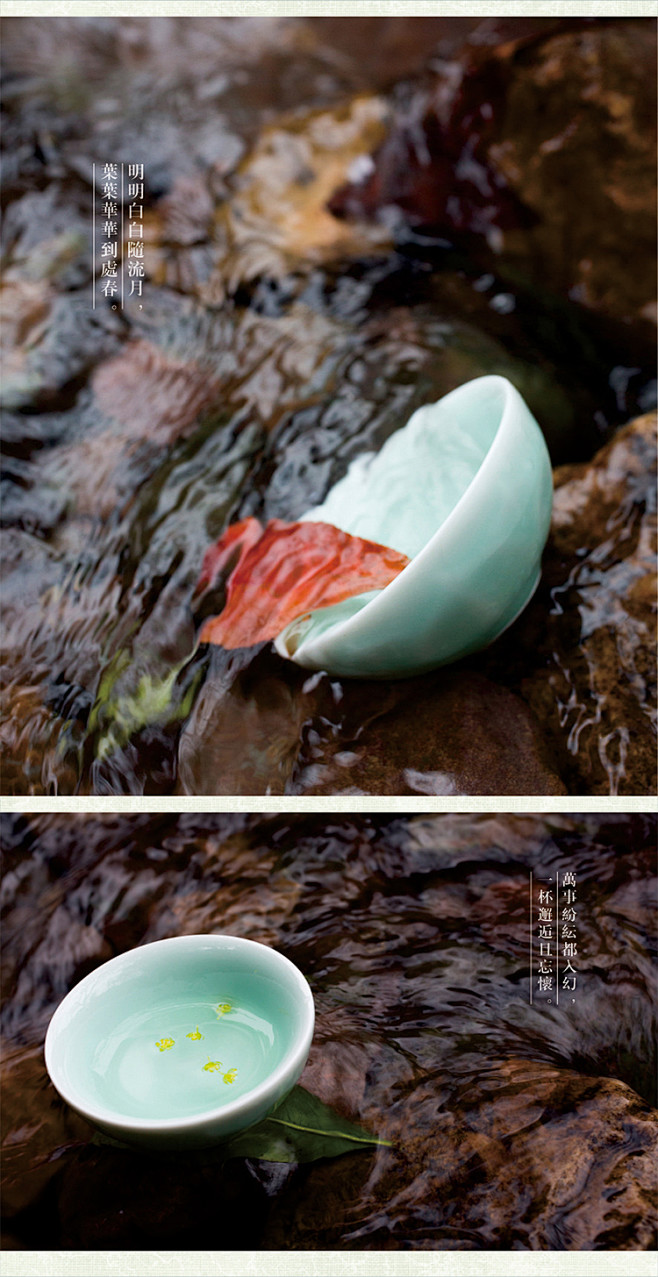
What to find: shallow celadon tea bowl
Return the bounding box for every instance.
[274,374,553,678]
[44,934,315,1151]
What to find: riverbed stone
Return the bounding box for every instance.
[488,22,657,329]
[2,812,655,1249]
[515,412,657,795]
[330,21,657,332]
[290,670,566,796]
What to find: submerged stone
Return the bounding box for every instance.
[2,812,655,1248]
[517,413,657,795]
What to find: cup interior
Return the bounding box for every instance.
[302,374,506,559]
[46,938,311,1126]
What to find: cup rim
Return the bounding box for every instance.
[278,374,530,659]
[44,934,315,1134]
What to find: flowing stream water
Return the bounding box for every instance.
[1,812,656,1250]
[1,16,655,797]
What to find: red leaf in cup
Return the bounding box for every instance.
[198,517,409,650]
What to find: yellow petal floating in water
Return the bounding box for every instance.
[186,1026,204,1040]
[214,1003,232,1017]
[223,1069,238,1085]
[203,1058,223,1073]
[155,1038,175,1052]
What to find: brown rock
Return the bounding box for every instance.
[218,95,392,288]
[330,20,657,330]
[518,413,657,795]
[3,813,656,1248]
[176,649,314,796]
[0,1042,90,1220]
[318,1063,657,1251]
[488,22,657,328]
[292,670,566,796]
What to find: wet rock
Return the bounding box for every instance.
[1,17,305,196]
[0,680,80,797]
[91,338,220,445]
[330,20,657,331]
[177,652,566,798]
[310,16,560,91]
[1,13,653,798]
[516,412,657,795]
[0,1043,89,1227]
[2,188,90,291]
[56,1144,267,1249]
[0,533,84,795]
[291,670,566,795]
[0,283,124,412]
[487,22,657,329]
[176,648,313,796]
[219,95,393,288]
[0,280,53,409]
[2,813,656,1249]
[262,1064,657,1250]
[166,833,302,948]
[0,518,140,796]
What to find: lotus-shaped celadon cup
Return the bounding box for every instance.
[274,374,552,678]
[44,935,315,1151]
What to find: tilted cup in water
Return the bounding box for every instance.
[274,374,553,678]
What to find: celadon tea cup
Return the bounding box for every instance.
[44,934,315,1151]
[274,374,553,678]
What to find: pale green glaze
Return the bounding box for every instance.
[45,936,315,1150]
[274,375,553,678]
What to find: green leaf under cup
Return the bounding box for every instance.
[220,1086,391,1163]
